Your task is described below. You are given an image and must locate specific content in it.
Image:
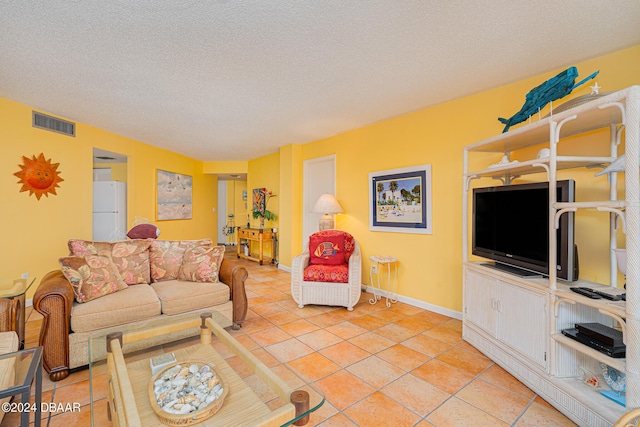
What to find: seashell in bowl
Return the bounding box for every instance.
[148,360,229,426]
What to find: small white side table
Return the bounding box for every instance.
[369,255,398,307]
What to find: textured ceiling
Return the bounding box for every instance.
[2,1,640,161]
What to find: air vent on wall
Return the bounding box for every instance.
[32,111,75,137]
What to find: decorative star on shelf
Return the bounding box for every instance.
[591,82,601,95]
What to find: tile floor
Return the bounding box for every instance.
[5,252,578,426]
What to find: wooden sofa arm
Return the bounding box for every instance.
[33,270,74,382]
[218,259,248,329]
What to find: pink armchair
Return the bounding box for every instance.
[291,230,362,311]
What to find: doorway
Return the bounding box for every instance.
[303,155,337,245]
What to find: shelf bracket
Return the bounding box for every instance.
[597,207,626,233]
[554,115,578,142]
[599,102,626,127]
[532,163,550,180]
[554,297,576,317]
[554,208,577,229]
[465,175,479,191]
[597,309,627,345]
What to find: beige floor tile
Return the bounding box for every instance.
[401,333,451,357]
[348,314,389,330]
[263,310,301,325]
[427,396,509,427]
[297,329,342,351]
[514,402,578,426]
[436,346,492,376]
[377,343,430,371]
[306,312,346,328]
[423,324,463,345]
[348,331,395,353]
[278,318,321,337]
[343,391,421,427]
[316,412,359,426]
[346,355,406,388]
[394,315,437,331]
[288,352,341,382]
[381,373,450,416]
[480,364,536,399]
[374,322,420,342]
[412,359,475,394]
[248,326,292,347]
[456,378,530,424]
[313,370,375,410]
[325,321,368,340]
[414,310,451,325]
[265,338,315,363]
[320,341,371,368]
[370,308,408,323]
[250,301,288,316]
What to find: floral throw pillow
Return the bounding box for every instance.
[149,239,212,282]
[178,245,225,283]
[68,239,152,285]
[110,240,152,285]
[59,255,128,303]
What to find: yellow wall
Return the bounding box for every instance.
[270,44,640,313]
[1,98,218,299]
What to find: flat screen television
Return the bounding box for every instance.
[472,180,577,281]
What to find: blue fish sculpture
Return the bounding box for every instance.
[498,67,599,133]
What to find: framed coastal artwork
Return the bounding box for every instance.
[369,164,432,234]
[156,169,193,220]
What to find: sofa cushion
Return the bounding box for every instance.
[178,245,225,282]
[59,255,128,303]
[68,239,152,285]
[0,331,18,355]
[309,232,346,266]
[303,264,349,283]
[151,280,230,315]
[149,239,212,282]
[70,284,161,333]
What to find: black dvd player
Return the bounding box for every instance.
[561,328,626,358]
[575,322,624,347]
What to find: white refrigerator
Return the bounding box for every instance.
[93,181,127,241]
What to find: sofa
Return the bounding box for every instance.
[34,238,248,381]
[0,299,20,424]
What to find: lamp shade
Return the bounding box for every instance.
[312,193,343,230]
[312,193,343,214]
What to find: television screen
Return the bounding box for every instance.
[472,180,576,281]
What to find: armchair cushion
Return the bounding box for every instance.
[59,255,128,303]
[303,264,349,283]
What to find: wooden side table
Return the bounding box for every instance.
[369,256,398,307]
[236,227,276,265]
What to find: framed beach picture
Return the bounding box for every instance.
[156,170,193,220]
[369,164,432,234]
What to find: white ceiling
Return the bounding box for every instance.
[2,1,640,162]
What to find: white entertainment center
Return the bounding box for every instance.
[462,86,640,426]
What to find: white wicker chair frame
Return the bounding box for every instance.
[291,238,362,311]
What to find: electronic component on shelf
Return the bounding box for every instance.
[592,289,624,301]
[569,287,602,299]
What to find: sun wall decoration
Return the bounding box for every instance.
[14,153,64,200]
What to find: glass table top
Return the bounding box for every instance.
[88,311,324,426]
[0,277,36,298]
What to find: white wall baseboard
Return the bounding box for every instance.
[361,285,462,320]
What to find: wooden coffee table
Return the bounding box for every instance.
[89,312,324,426]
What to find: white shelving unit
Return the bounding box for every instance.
[462,86,640,426]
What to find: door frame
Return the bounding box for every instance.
[302,154,337,248]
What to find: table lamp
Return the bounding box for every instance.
[312,193,343,230]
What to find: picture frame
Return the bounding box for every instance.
[369,164,432,234]
[156,169,193,220]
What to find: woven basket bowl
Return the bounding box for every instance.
[148,360,229,426]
